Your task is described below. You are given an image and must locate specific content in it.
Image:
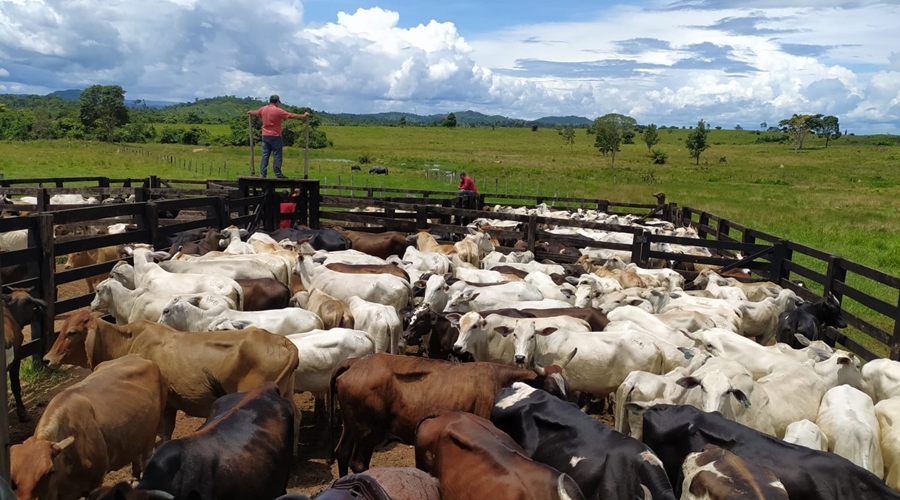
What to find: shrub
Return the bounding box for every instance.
[650,148,668,164]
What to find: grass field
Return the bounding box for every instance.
[0,126,898,354]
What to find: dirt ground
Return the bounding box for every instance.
[7,271,615,497]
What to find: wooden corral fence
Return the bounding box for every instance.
[679,207,900,362]
[1,179,899,365]
[0,176,323,368]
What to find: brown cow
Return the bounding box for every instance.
[11,355,167,500]
[415,231,456,256]
[325,262,410,282]
[3,286,49,422]
[310,468,441,500]
[43,310,298,440]
[681,444,789,500]
[520,307,610,331]
[416,410,587,500]
[64,246,126,292]
[235,277,291,311]
[296,289,354,330]
[329,352,570,476]
[335,228,412,260]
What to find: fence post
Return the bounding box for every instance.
[37,188,49,213]
[416,205,429,230]
[141,202,160,249]
[526,215,537,252]
[768,240,789,285]
[34,214,56,368]
[630,228,650,268]
[892,295,900,360]
[98,177,110,202]
[824,256,847,302]
[697,212,710,239]
[717,219,730,241]
[308,181,320,229]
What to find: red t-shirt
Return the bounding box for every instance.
[280,202,296,228]
[254,104,292,137]
[459,176,477,193]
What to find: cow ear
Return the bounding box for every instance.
[445,313,461,326]
[729,389,751,408]
[561,348,577,368]
[794,333,812,346]
[537,327,557,336]
[467,292,480,302]
[677,376,701,389]
[1,294,10,303]
[84,319,98,369]
[52,436,75,456]
[494,326,513,337]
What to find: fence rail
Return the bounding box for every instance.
[1,177,898,364]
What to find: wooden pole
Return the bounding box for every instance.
[304,116,310,180]
[248,115,256,176]
[0,253,8,483]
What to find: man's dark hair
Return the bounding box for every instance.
[269,94,281,104]
[460,172,466,177]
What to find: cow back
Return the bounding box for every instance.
[138,382,294,500]
[641,404,900,500]
[491,383,676,500]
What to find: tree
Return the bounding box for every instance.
[398,116,407,127]
[814,115,841,148]
[441,112,457,128]
[778,113,818,152]
[31,107,54,139]
[642,123,660,152]
[735,124,743,130]
[760,121,767,130]
[80,85,129,142]
[589,113,637,168]
[685,119,710,164]
[556,125,575,148]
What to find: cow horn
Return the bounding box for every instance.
[146,491,175,500]
[533,363,546,376]
[640,484,652,500]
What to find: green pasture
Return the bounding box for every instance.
[0,126,898,355]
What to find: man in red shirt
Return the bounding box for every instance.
[247,95,309,178]
[458,172,477,194]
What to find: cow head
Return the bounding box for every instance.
[402,305,435,344]
[10,435,74,500]
[3,287,49,329]
[109,262,136,289]
[452,312,485,354]
[823,292,848,329]
[158,296,190,328]
[501,321,557,368]
[677,370,752,418]
[44,310,95,369]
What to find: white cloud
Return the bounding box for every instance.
[0,0,897,132]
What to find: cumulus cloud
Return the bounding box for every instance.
[0,0,898,132]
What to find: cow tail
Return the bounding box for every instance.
[614,377,636,435]
[327,358,358,465]
[203,368,228,399]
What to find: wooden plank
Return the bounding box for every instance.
[838,309,893,346]
[840,259,900,289]
[785,240,834,262]
[650,234,770,253]
[153,196,219,212]
[54,231,149,255]
[55,294,94,316]
[0,217,38,231]
[55,258,130,286]
[17,339,42,359]
[783,260,827,285]
[50,203,144,224]
[647,250,770,268]
[833,281,897,319]
[156,218,217,237]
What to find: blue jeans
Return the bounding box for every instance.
[260,135,284,177]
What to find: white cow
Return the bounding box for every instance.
[157,295,322,335]
[453,231,494,267]
[783,419,828,451]
[311,249,388,266]
[452,266,508,284]
[734,289,801,343]
[294,255,410,311]
[444,292,570,313]
[220,226,254,255]
[506,322,667,398]
[395,245,451,274]
[861,358,900,403]
[604,306,696,347]
[91,278,235,324]
[816,385,883,478]
[524,271,575,304]
[346,296,402,354]
[451,311,590,364]
[167,251,293,287]
[875,397,900,491]
[285,328,376,417]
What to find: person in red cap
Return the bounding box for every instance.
[247,95,309,178]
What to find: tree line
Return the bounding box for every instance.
[0,86,331,149]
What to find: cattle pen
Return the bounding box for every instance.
[1,175,900,481]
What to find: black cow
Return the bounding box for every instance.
[266,228,352,251]
[640,404,900,500]
[491,383,676,500]
[133,382,295,500]
[160,227,216,253]
[368,166,388,175]
[776,291,847,348]
[350,164,362,171]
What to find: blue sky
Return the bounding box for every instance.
[1,0,899,133]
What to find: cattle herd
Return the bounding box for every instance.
[2,202,900,500]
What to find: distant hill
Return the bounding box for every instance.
[48,89,82,101]
[0,91,594,128]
